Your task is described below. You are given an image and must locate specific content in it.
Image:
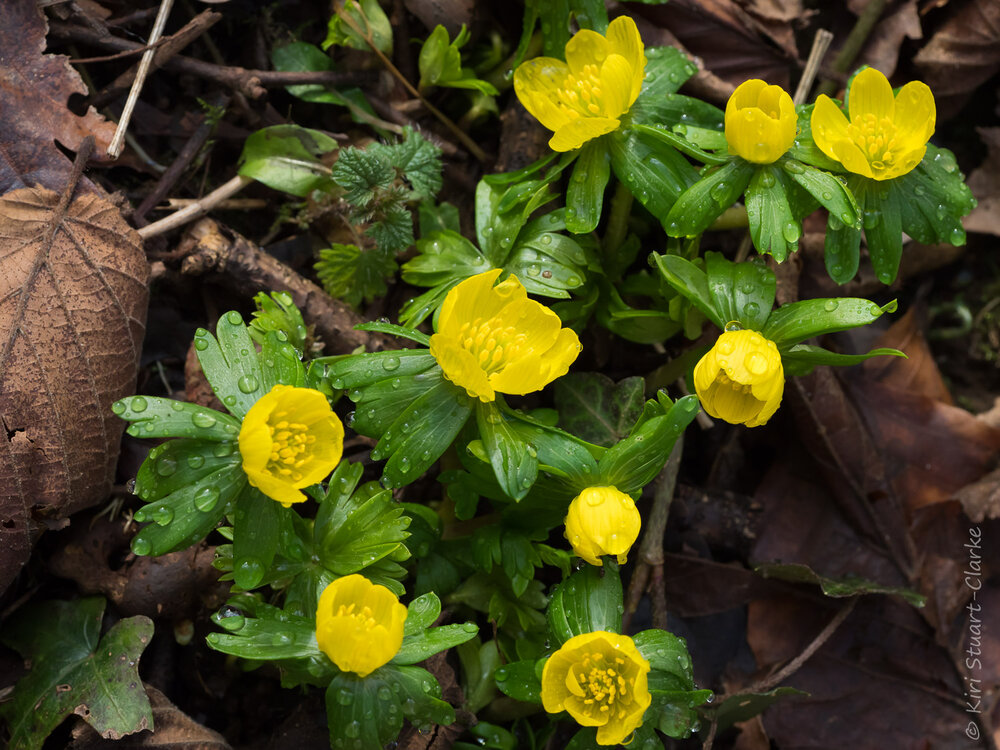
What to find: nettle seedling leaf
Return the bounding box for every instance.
[553,373,645,447]
[239,125,338,197]
[332,145,394,207]
[0,598,153,750]
[382,127,443,200]
[315,243,398,308]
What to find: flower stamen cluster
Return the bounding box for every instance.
[267,418,317,482]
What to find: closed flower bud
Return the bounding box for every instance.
[429,269,581,403]
[238,385,344,507]
[542,631,652,746]
[315,575,407,678]
[725,79,797,164]
[564,486,641,566]
[694,329,783,427]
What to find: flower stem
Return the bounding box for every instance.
[602,179,633,265]
[816,0,889,97]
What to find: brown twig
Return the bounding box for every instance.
[133,91,230,224]
[107,0,175,158]
[623,439,684,632]
[817,0,890,97]
[169,219,398,355]
[137,175,253,239]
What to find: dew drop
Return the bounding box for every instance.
[828,214,844,231]
[782,160,804,174]
[226,311,243,325]
[709,181,730,205]
[724,321,742,332]
[194,486,220,512]
[383,356,401,371]
[224,395,237,407]
[237,375,259,394]
[781,222,801,243]
[823,299,839,312]
[743,302,760,318]
[111,401,126,415]
[213,442,236,458]
[152,505,174,526]
[495,668,508,682]
[759,171,775,188]
[130,396,148,413]
[131,537,152,556]
[462,622,478,633]
[950,227,965,246]
[192,412,217,429]
[194,338,209,351]
[526,264,541,277]
[540,234,552,245]
[156,457,177,477]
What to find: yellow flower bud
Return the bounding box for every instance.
[811,67,935,180]
[724,79,797,164]
[694,329,783,427]
[541,631,652,746]
[238,385,344,507]
[564,486,641,566]
[315,575,407,678]
[429,269,581,403]
[513,16,647,152]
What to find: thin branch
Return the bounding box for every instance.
[108,0,174,158]
[793,29,835,106]
[137,175,253,239]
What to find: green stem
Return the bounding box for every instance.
[602,179,633,264]
[816,0,889,97]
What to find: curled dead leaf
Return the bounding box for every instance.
[0,186,148,595]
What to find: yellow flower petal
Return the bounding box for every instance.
[431,271,581,401]
[811,68,935,180]
[724,79,796,164]
[848,67,895,123]
[694,330,784,427]
[513,16,646,152]
[564,486,641,566]
[513,58,574,132]
[316,575,407,678]
[550,117,620,152]
[238,385,344,507]
[565,29,610,74]
[604,15,645,104]
[541,631,651,746]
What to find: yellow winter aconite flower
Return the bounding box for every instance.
[694,329,783,428]
[724,79,797,164]
[513,16,646,152]
[542,631,652,746]
[429,269,582,402]
[238,385,344,507]
[565,486,641,566]
[316,575,407,677]
[811,67,935,180]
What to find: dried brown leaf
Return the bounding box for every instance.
[857,0,923,78]
[965,127,1000,237]
[0,186,148,595]
[69,684,231,750]
[913,0,1000,98]
[0,0,116,194]
[954,467,1000,522]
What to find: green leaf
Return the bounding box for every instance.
[385,665,456,728]
[780,344,905,375]
[404,592,442,636]
[374,380,475,488]
[346,365,442,438]
[632,92,724,145]
[232,488,287,589]
[553,373,645,447]
[0,598,152,750]
[705,252,775,331]
[754,562,925,606]
[650,689,714,738]
[418,25,498,96]
[476,401,539,501]
[896,145,975,246]
[131,448,243,555]
[650,253,724,329]
[207,600,320,661]
[665,160,754,237]
[609,126,698,229]
[250,291,309,353]
[331,145,394,207]
[419,201,461,235]
[318,349,436,390]
[238,125,337,197]
[746,164,799,261]
[315,243,398,308]
[783,159,861,230]
[630,47,698,110]
[113,396,239,441]
[402,230,489,287]
[494,659,542,703]
[707,687,807,733]
[824,213,863,283]
[354,320,431,346]
[566,140,610,234]
[547,564,623,645]
[325,672,401,749]
[193,312,267,419]
[762,297,897,347]
[860,179,903,285]
[271,42,355,107]
[393,623,479,665]
[787,105,842,171]
[633,630,695,689]
[324,0,392,54]
[597,394,699,495]
[538,0,572,57]
[317,485,410,575]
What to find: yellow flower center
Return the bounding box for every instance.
[557,64,606,120]
[458,317,528,375]
[846,112,900,171]
[334,602,378,631]
[266,413,317,481]
[571,652,631,720]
